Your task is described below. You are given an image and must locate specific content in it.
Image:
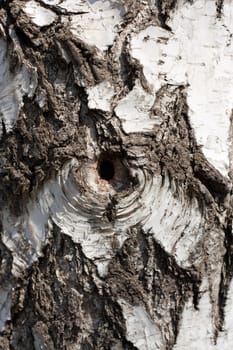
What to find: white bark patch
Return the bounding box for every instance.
[69,0,125,51]
[174,279,214,350]
[170,0,232,177]
[1,159,205,282]
[130,27,174,91]
[2,201,50,277]
[143,175,204,268]
[24,0,57,27]
[119,299,163,350]
[42,0,91,12]
[130,0,233,176]
[87,81,115,112]
[115,80,161,133]
[0,38,37,138]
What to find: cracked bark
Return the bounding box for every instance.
[0,0,233,349]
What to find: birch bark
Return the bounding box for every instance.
[0,1,233,349]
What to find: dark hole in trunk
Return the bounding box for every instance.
[99,159,115,180]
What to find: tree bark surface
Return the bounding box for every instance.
[0,0,233,349]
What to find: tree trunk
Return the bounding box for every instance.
[0,0,233,349]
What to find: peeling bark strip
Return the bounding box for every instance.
[0,0,233,349]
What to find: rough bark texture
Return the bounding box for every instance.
[0,0,233,349]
